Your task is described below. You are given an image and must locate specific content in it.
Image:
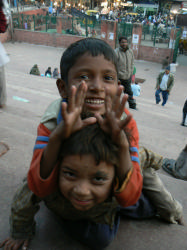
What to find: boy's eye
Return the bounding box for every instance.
[79,75,89,80]
[93,176,106,183]
[104,75,114,81]
[63,171,76,178]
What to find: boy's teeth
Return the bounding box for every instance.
[86,99,104,104]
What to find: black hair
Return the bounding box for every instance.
[60,123,119,168]
[60,38,118,84]
[0,0,3,7]
[119,36,128,43]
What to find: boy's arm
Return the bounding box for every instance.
[27,123,59,197]
[28,82,96,198]
[114,108,143,207]
[95,89,142,207]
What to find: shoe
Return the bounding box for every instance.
[181,123,185,126]
[129,106,137,110]
[162,164,173,175]
[156,100,160,104]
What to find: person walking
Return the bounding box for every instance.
[115,36,136,109]
[181,98,187,127]
[155,66,174,106]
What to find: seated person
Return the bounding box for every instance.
[29,64,40,76]
[53,67,59,79]
[45,67,52,77]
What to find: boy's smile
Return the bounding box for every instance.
[66,53,119,117]
[59,154,115,211]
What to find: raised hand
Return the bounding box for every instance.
[40,81,96,179]
[95,85,132,146]
[95,85,133,183]
[54,81,97,140]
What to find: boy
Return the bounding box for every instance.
[0,126,183,250]
[0,38,183,249]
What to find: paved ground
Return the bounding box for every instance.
[0,42,187,250]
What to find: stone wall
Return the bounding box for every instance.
[138,46,172,63]
[20,8,48,15]
[13,29,83,48]
[0,30,11,43]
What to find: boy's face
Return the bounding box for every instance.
[62,53,119,117]
[59,154,115,211]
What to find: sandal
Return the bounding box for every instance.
[162,158,176,176]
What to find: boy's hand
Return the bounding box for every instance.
[95,86,132,146]
[95,86,133,184]
[53,81,97,140]
[0,237,30,250]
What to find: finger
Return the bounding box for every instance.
[113,85,124,112]
[68,85,76,112]
[7,240,16,250]
[119,114,132,129]
[0,238,9,247]
[21,239,30,250]
[13,240,24,250]
[3,238,13,250]
[118,94,128,117]
[75,81,87,107]
[94,113,103,126]
[82,117,97,127]
[105,88,112,113]
[61,102,68,120]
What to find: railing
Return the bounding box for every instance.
[12,14,56,32]
[117,21,133,40]
[141,23,171,48]
[12,13,101,38]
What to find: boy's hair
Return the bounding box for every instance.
[60,123,119,168]
[60,38,118,84]
[119,36,128,43]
